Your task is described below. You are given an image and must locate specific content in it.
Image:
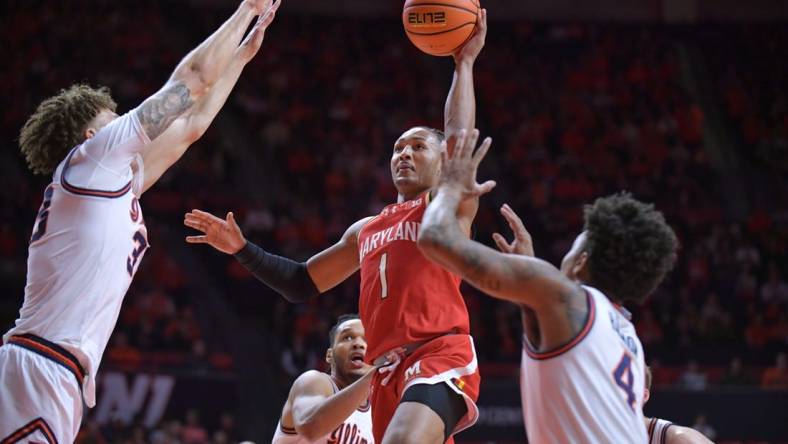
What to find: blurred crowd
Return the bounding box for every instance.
[76,410,240,444]
[1,5,787,441]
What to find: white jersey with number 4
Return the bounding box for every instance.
[3,110,151,408]
[520,285,648,444]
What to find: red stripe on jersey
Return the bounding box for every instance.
[524,289,596,360]
[60,147,132,198]
[1,418,58,444]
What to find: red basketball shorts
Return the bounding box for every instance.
[369,334,480,443]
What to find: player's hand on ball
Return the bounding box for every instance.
[439,128,496,199]
[453,8,487,64]
[492,204,534,257]
[237,0,281,63]
[184,210,247,255]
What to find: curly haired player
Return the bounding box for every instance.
[0,2,280,442]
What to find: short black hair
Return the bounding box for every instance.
[328,313,360,346]
[415,126,446,142]
[583,192,678,304]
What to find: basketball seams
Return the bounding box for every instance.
[405,21,475,37]
[403,2,478,16]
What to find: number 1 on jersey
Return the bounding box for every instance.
[379,253,388,299]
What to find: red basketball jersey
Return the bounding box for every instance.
[357,193,470,361]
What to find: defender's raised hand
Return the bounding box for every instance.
[184,210,246,254]
[492,204,534,256]
[237,0,282,63]
[438,129,496,199]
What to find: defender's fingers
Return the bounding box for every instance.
[501,205,529,238]
[473,137,492,165]
[465,129,481,158]
[492,232,512,253]
[260,0,280,27]
[185,236,208,244]
[453,129,469,158]
[476,180,496,195]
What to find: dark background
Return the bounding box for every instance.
[1,0,786,442]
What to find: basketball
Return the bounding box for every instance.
[403,0,480,56]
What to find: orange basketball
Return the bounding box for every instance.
[403,0,480,57]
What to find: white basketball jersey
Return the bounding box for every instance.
[3,110,151,407]
[520,285,648,443]
[647,417,674,444]
[272,376,374,444]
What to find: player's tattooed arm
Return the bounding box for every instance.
[135,82,195,141]
[420,194,589,347]
[420,129,588,345]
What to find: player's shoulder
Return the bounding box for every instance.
[290,370,335,397]
[668,425,715,444]
[344,215,376,241]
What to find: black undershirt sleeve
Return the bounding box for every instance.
[233,241,320,303]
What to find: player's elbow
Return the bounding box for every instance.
[185,119,209,144]
[173,66,213,101]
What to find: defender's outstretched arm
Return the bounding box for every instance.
[135,0,273,142]
[141,1,282,192]
[418,130,580,309]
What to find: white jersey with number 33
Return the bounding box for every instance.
[3,111,151,407]
[520,285,648,443]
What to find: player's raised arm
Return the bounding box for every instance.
[287,370,375,441]
[444,8,487,151]
[184,210,370,301]
[441,8,487,235]
[418,129,584,310]
[134,0,270,142]
[140,1,282,193]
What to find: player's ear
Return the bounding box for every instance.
[325,348,333,366]
[84,127,97,140]
[643,388,650,404]
[573,251,590,281]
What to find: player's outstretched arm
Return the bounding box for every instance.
[134,0,271,143]
[418,130,582,310]
[184,210,369,301]
[444,8,487,151]
[141,1,282,193]
[442,9,487,235]
[287,369,375,441]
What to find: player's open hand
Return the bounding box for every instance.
[492,204,534,256]
[439,128,496,199]
[184,209,247,255]
[237,0,281,63]
[453,8,487,64]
